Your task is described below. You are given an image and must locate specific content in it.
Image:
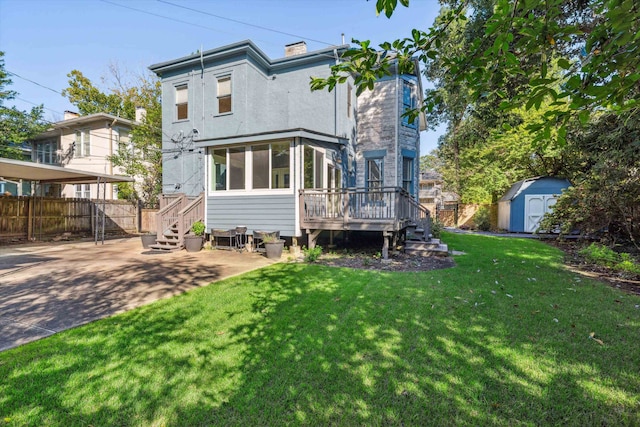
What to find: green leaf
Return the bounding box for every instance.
[557,58,572,70]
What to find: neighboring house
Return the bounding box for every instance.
[149,40,427,251]
[28,111,138,199]
[419,170,458,212]
[498,176,571,233]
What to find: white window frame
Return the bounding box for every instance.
[216,75,232,115]
[175,84,188,121]
[207,141,293,196]
[75,129,90,157]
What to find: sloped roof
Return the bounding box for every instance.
[0,158,134,184]
[499,176,571,202]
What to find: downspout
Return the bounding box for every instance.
[333,49,339,137]
[395,62,399,190]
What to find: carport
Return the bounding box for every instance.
[0,158,134,244]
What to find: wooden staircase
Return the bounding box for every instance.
[150,222,183,252]
[405,219,449,257]
[149,192,204,252]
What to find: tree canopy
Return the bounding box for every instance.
[0,51,47,159]
[312,0,640,243]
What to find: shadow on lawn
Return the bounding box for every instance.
[1,234,638,425]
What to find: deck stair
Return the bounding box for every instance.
[148,192,204,252]
[149,223,183,252]
[405,220,449,257]
[405,238,449,257]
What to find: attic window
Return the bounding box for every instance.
[217,76,231,114]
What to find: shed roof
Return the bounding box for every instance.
[0,158,134,184]
[499,176,570,202]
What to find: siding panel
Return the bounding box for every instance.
[207,194,296,236]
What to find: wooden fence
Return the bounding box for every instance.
[0,196,157,243]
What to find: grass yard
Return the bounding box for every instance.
[1,233,639,426]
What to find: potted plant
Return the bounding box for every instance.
[263,232,285,259]
[184,220,206,252]
[140,232,156,249]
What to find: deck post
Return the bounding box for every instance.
[382,231,390,260]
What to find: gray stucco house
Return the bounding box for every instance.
[149,40,427,253]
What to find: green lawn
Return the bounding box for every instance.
[1,233,639,426]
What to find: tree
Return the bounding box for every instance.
[311,0,640,146]
[63,67,162,205]
[0,51,47,159]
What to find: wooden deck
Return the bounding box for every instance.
[299,187,429,257]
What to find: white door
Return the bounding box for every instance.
[525,195,557,232]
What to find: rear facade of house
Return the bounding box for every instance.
[149,40,423,245]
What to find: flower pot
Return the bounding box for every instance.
[141,234,156,249]
[184,235,204,252]
[264,239,285,259]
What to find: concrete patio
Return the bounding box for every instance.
[0,237,276,352]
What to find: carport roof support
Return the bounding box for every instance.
[0,158,134,184]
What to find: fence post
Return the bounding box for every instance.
[27,196,34,240]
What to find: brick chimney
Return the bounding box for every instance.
[285,41,307,57]
[64,110,80,120]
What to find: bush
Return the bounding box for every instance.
[191,221,206,236]
[473,206,491,231]
[579,243,640,275]
[431,219,444,239]
[303,245,323,262]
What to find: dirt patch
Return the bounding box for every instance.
[314,250,456,272]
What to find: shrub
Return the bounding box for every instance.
[579,243,640,275]
[191,221,206,236]
[431,219,444,239]
[303,245,323,262]
[473,206,491,231]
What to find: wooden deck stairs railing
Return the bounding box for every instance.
[150,192,204,251]
[299,187,448,258]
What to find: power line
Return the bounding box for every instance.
[157,0,334,46]
[6,70,64,96]
[99,0,247,39]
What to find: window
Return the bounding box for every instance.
[34,140,57,164]
[402,157,414,194]
[402,81,417,128]
[210,142,290,191]
[211,149,227,191]
[229,147,245,190]
[217,76,231,114]
[304,146,324,188]
[366,158,383,189]
[75,130,90,157]
[252,145,269,189]
[271,142,290,189]
[116,129,131,156]
[75,184,91,199]
[175,85,188,120]
[421,182,435,191]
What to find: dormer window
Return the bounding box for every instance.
[217,76,231,114]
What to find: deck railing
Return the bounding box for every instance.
[300,187,429,231]
[155,193,204,245]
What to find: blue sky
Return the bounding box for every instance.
[0,0,444,153]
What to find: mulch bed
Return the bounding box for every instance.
[545,240,640,296]
[315,250,456,272]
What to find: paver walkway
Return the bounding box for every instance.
[0,237,275,352]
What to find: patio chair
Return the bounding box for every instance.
[211,228,237,250]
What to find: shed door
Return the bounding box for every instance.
[525,195,557,233]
